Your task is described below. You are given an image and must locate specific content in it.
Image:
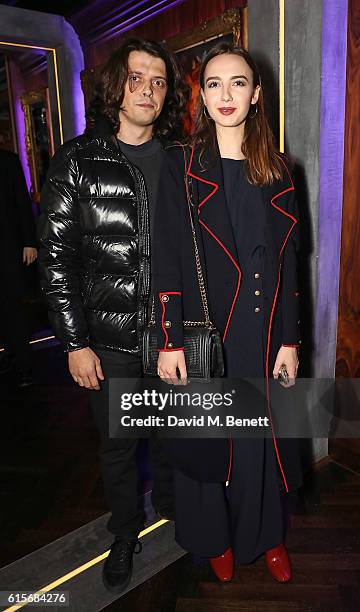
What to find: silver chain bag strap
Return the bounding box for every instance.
[142,145,224,381]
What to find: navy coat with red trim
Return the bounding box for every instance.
[152,145,302,493]
[153,144,300,376]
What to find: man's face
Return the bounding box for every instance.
[120,50,168,128]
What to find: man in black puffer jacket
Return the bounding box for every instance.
[38,38,189,594]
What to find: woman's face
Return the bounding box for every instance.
[201,53,260,128]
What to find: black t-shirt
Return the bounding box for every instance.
[117,138,163,241]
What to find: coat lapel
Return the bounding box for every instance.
[185,146,241,342]
[185,148,297,270]
[186,147,240,268]
[262,156,298,256]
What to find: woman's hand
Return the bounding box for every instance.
[273,346,299,388]
[157,350,187,385]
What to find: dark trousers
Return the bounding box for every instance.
[174,437,285,564]
[89,348,173,539]
[0,290,31,373]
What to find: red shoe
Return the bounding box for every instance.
[209,547,234,582]
[265,544,292,582]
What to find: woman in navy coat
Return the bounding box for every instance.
[153,42,302,582]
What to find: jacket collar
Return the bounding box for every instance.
[186,145,239,265]
[186,146,297,258]
[261,156,298,254]
[86,115,123,156]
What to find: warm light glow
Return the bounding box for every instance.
[51,49,64,144]
[4,519,168,611]
[0,41,64,145]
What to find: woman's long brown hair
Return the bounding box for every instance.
[190,41,284,185]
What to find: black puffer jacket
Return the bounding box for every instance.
[38,132,150,353]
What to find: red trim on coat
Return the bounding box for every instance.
[186,145,219,212]
[199,219,241,342]
[183,145,242,343]
[157,348,184,352]
[180,147,298,491]
[181,145,237,485]
[226,434,233,483]
[282,344,300,348]
[265,267,290,492]
[159,291,182,350]
[264,157,299,493]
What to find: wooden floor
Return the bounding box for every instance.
[0,342,152,568]
[1,338,359,610]
[109,460,360,612]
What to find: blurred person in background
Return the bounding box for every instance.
[0,149,37,387]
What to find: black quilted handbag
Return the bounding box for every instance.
[143,324,224,380]
[142,146,224,382]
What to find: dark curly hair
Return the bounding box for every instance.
[87,38,190,143]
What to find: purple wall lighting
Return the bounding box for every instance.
[68,52,86,137]
[14,98,31,192]
[316,0,348,377]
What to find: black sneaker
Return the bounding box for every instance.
[102,538,142,594]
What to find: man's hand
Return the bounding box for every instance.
[273,346,299,388]
[68,347,104,390]
[157,350,187,385]
[23,247,37,265]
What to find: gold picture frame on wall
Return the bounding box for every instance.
[21,88,54,202]
[167,8,246,132]
[79,8,247,114]
[166,8,245,54]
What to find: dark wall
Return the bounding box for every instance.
[336,0,360,379]
[69,0,246,70]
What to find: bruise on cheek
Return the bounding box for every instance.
[128,78,140,93]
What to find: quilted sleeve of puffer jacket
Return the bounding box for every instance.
[38,144,89,352]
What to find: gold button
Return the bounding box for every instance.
[167,342,173,348]
[164,320,172,328]
[254,273,260,279]
[255,290,261,296]
[255,306,261,313]
[161,294,169,302]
